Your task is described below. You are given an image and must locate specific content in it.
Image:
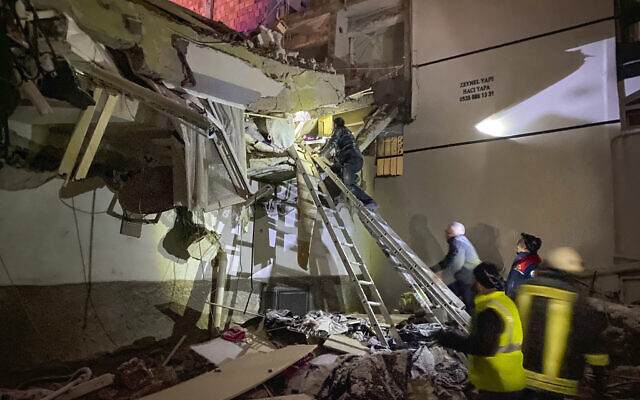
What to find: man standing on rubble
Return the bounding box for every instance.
[516,247,609,400]
[432,221,481,311]
[317,117,379,210]
[435,262,527,400]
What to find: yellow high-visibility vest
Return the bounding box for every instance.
[468,291,527,392]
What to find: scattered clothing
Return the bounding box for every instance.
[515,268,610,398]
[265,310,371,341]
[398,322,442,346]
[505,252,541,297]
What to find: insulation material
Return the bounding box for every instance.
[266,115,296,151]
[294,151,317,270]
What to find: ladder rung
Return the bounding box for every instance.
[358,280,374,285]
[367,301,381,307]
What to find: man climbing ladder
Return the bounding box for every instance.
[317,117,379,210]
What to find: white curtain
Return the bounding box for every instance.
[173,101,248,212]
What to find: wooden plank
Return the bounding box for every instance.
[75,94,119,179]
[141,345,316,400]
[57,374,114,400]
[383,158,391,176]
[376,159,384,176]
[390,137,398,155]
[398,136,404,154]
[58,88,103,175]
[389,157,397,176]
[397,156,403,176]
[384,137,391,156]
[323,334,368,356]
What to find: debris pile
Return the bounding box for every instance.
[0,310,470,400]
[246,25,336,73]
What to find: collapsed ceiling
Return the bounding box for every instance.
[0,0,398,253]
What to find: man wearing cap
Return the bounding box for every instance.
[317,117,378,210]
[516,248,609,400]
[435,262,527,399]
[506,233,542,297]
[432,221,481,311]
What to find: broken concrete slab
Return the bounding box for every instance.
[141,345,316,400]
[182,41,283,106]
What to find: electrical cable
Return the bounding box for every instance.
[59,195,108,215]
[82,190,96,329]
[71,196,88,283]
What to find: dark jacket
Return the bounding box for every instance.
[505,252,541,297]
[433,235,481,275]
[319,126,361,164]
[516,268,609,397]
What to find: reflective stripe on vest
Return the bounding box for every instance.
[517,284,580,395]
[486,299,521,354]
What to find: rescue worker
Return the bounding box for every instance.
[516,247,609,400]
[505,233,542,297]
[317,117,378,210]
[432,221,481,311]
[435,262,527,400]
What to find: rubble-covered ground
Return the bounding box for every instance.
[2,302,639,400]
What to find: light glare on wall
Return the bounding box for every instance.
[475,118,506,137]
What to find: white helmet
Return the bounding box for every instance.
[448,221,466,236]
[545,247,584,273]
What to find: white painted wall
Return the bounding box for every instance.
[369,0,620,304]
[0,181,208,285]
[0,178,366,285]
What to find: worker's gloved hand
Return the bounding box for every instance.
[431,329,448,344]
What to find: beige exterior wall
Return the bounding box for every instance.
[371,0,620,304]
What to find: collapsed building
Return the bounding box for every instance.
[1,0,640,399]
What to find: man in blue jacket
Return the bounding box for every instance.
[432,221,481,311]
[505,233,542,297]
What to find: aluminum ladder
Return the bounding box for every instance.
[288,147,401,346]
[307,148,471,332]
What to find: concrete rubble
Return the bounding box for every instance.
[0,310,471,400]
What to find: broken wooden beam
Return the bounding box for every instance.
[58,88,103,176]
[74,94,119,179]
[356,105,398,152]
